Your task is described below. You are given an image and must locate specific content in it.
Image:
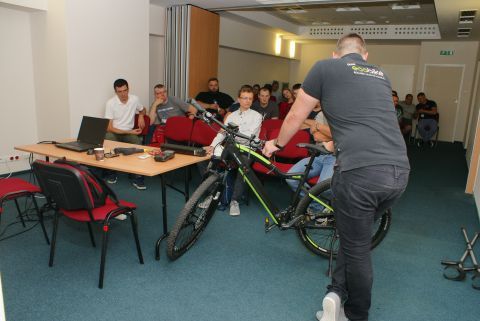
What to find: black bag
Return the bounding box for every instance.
[54,158,119,207]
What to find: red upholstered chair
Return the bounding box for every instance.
[252,129,310,176]
[190,120,221,146]
[0,178,49,244]
[32,160,144,289]
[134,114,150,145]
[258,119,283,140]
[164,116,194,145]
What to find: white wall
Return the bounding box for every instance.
[65,0,150,136]
[0,6,39,173]
[0,0,158,175]
[149,4,166,106]
[416,41,479,142]
[218,15,297,98]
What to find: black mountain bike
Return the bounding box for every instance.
[166,99,391,263]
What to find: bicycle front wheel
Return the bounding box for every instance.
[167,173,224,260]
[296,179,392,258]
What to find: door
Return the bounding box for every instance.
[423,65,464,142]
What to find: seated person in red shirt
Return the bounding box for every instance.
[278,88,295,120]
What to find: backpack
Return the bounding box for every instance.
[54,158,119,207]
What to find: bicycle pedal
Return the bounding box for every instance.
[264,217,276,233]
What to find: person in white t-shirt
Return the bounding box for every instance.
[104,78,147,190]
[204,86,262,216]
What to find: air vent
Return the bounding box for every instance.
[459,17,475,24]
[301,24,440,40]
[459,10,477,18]
[458,28,472,33]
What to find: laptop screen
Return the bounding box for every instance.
[77,116,110,145]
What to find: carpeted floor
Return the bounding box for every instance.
[0,142,479,321]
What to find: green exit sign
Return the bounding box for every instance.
[440,50,455,56]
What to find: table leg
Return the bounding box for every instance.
[155,174,169,260]
[184,167,189,202]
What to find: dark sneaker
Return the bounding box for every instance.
[132,181,146,190]
[106,176,117,184]
[429,140,435,148]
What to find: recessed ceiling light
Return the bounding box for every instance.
[285,9,307,14]
[336,7,361,12]
[392,4,421,10]
[354,20,376,25]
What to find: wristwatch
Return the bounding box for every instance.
[273,139,284,151]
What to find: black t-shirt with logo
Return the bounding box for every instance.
[416,100,437,120]
[302,53,410,171]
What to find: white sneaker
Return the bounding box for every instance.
[114,214,128,221]
[229,200,240,216]
[315,292,349,321]
[198,196,213,209]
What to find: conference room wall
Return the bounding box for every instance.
[0,1,152,175]
[0,6,41,174]
[218,47,291,99]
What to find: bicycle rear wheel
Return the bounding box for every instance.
[296,178,392,258]
[167,173,224,260]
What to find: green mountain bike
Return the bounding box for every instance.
[166,99,391,264]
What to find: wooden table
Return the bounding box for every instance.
[16,139,209,259]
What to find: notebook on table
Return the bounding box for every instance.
[56,116,110,152]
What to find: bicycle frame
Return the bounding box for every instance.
[210,127,333,227]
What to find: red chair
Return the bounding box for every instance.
[0,178,49,244]
[259,119,283,140]
[164,116,194,145]
[32,160,144,289]
[149,125,166,147]
[252,129,310,176]
[134,114,150,145]
[190,120,221,146]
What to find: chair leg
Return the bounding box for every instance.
[14,199,26,227]
[86,222,96,247]
[99,222,110,289]
[31,195,50,245]
[49,211,60,267]
[129,213,144,264]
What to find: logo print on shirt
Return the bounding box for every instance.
[351,65,385,80]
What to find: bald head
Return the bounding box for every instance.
[334,33,368,58]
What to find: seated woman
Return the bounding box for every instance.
[203,86,263,216]
[278,88,295,120]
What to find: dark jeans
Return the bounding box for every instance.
[329,165,409,321]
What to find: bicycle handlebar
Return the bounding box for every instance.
[188,98,263,147]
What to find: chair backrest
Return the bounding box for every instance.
[134,114,150,136]
[32,160,102,211]
[268,128,310,159]
[190,120,221,146]
[164,116,194,144]
[259,119,283,140]
[278,102,293,120]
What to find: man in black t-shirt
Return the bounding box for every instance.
[415,92,438,147]
[195,77,234,120]
[263,34,409,321]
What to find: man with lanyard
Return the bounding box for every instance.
[263,33,410,321]
[195,77,234,120]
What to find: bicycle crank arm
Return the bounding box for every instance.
[280,215,304,229]
[264,217,277,233]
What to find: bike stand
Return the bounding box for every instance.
[441,227,480,290]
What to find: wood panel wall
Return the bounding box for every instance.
[188,6,219,98]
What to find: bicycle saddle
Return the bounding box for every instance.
[297,143,332,155]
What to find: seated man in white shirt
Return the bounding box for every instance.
[104,78,147,190]
[204,86,262,216]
